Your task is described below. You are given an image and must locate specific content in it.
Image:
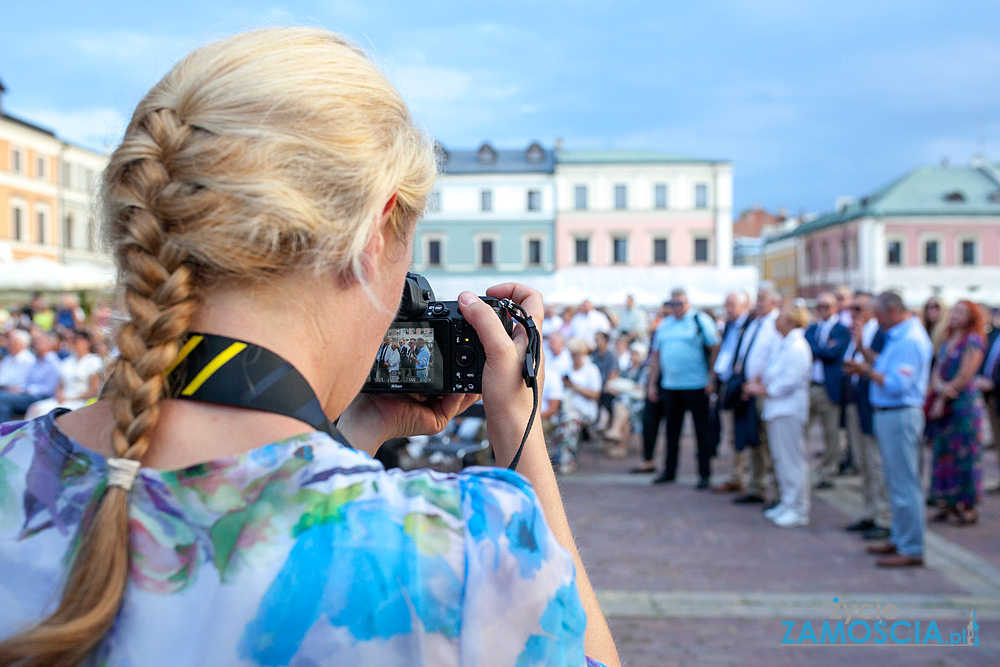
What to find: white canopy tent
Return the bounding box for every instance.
[0,257,116,293]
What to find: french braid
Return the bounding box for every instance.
[0,109,200,667]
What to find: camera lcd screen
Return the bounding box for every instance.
[365,322,444,391]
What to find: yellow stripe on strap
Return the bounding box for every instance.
[181,342,247,396]
[164,335,204,376]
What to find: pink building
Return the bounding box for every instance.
[769,157,1000,305]
[554,150,733,270]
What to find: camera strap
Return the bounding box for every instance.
[165,332,342,442]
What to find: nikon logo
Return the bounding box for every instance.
[390,384,403,389]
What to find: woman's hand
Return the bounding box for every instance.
[338,392,481,456]
[458,283,544,467]
[928,396,947,421]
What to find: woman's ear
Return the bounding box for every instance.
[359,193,399,282]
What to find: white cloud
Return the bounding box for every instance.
[393,64,474,102]
[19,107,127,152]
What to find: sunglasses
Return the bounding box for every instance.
[850,305,865,312]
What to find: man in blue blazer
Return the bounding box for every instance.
[805,292,852,488]
[841,291,889,537]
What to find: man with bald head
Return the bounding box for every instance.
[806,292,852,489]
[712,291,752,493]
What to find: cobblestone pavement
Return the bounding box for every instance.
[560,420,1000,666]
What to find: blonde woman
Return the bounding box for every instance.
[744,303,813,527]
[0,29,617,667]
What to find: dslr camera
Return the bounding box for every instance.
[362,273,514,394]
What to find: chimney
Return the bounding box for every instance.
[0,77,6,113]
[835,196,855,213]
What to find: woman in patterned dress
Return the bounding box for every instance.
[926,300,985,525]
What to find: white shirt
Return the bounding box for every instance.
[387,348,400,373]
[541,355,566,414]
[844,317,879,362]
[713,312,749,380]
[761,328,813,422]
[740,309,781,381]
[59,353,103,400]
[0,349,37,390]
[618,307,649,340]
[541,315,563,337]
[568,310,611,348]
[544,345,572,382]
[565,359,602,423]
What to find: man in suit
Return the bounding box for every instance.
[373,337,391,382]
[806,292,852,489]
[841,291,890,538]
[981,309,1000,493]
[711,291,752,493]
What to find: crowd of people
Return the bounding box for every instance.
[0,293,112,423]
[372,334,434,383]
[539,286,997,568]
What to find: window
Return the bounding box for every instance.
[887,240,902,266]
[63,215,73,249]
[61,161,72,188]
[426,191,441,212]
[574,185,588,210]
[574,238,589,264]
[11,149,23,174]
[480,239,495,267]
[694,238,709,263]
[527,190,541,211]
[36,157,46,180]
[481,189,492,212]
[11,207,24,240]
[962,240,976,265]
[821,241,830,270]
[612,237,628,264]
[36,211,47,244]
[427,239,442,267]
[694,183,708,209]
[654,184,668,209]
[614,184,628,210]
[840,238,848,269]
[653,238,669,264]
[924,240,939,265]
[806,241,814,272]
[527,239,542,267]
[85,169,96,192]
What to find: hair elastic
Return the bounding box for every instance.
[107,458,142,491]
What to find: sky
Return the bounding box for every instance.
[2,1,998,217]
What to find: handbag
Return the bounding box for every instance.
[722,372,747,410]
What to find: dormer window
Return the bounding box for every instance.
[526,142,544,163]
[988,191,1000,203]
[477,143,496,165]
[944,191,966,203]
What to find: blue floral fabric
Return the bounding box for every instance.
[0,412,607,666]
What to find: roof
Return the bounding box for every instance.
[556,149,727,165]
[767,161,1000,243]
[0,112,56,138]
[438,143,555,174]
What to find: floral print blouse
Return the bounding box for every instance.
[0,411,606,666]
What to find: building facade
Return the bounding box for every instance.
[411,142,556,278]
[0,82,108,270]
[763,158,1000,305]
[553,150,733,270]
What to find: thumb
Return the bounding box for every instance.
[458,292,517,365]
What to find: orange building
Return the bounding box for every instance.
[0,79,108,268]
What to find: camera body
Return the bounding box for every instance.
[362,273,514,394]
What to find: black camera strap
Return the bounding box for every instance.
[165,332,341,442]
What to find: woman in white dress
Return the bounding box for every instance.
[743,303,813,527]
[25,330,103,419]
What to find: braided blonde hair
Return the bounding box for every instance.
[0,28,435,666]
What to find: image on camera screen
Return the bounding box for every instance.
[368,323,443,390]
